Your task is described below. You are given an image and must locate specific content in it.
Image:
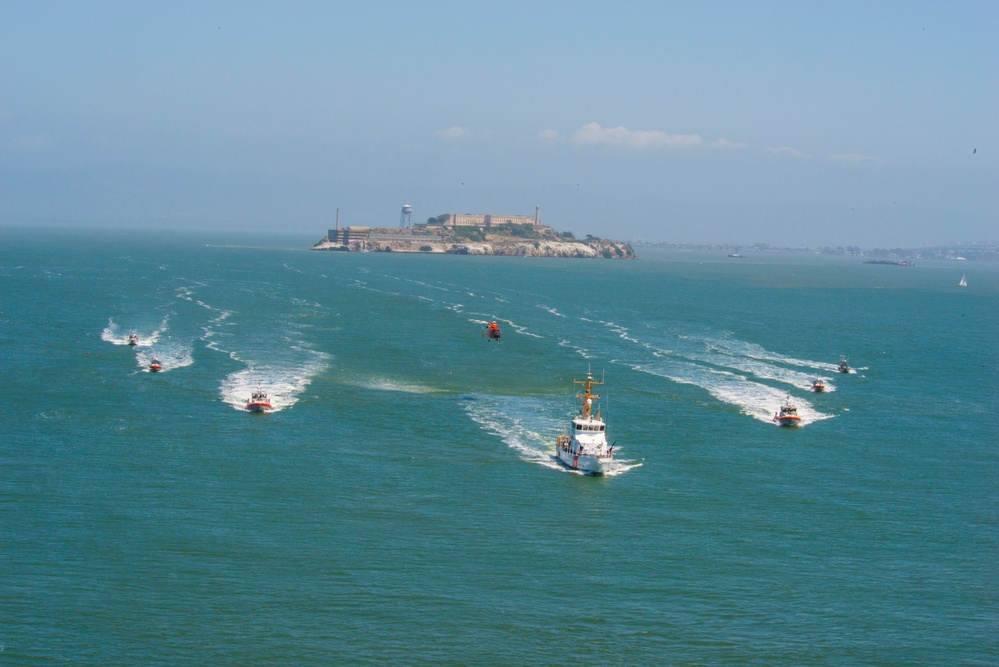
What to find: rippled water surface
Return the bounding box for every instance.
[3,228,996,665]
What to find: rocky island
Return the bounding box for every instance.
[312,212,635,259]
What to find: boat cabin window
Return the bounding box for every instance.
[573,423,605,432]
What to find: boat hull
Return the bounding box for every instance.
[556,447,610,475]
[149,365,162,373]
[776,416,801,427]
[246,402,271,413]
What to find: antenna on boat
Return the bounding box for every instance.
[603,368,608,417]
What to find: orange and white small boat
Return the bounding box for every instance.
[810,377,825,393]
[149,358,163,373]
[484,321,502,341]
[773,394,802,427]
[245,387,272,413]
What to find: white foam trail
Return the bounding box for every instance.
[199,309,235,356]
[538,305,566,318]
[146,316,170,346]
[560,319,837,423]
[601,320,640,344]
[181,281,331,412]
[102,318,124,344]
[559,339,594,359]
[630,361,832,426]
[346,376,447,394]
[220,352,329,412]
[693,333,841,374]
[506,320,543,339]
[401,277,451,293]
[685,350,836,393]
[135,341,194,372]
[102,317,167,347]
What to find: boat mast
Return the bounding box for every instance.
[574,372,603,419]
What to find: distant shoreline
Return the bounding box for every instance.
[633,242,997,263]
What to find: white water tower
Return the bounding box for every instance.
[400,204,413,228]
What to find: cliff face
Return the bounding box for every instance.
[449,240,635,259]
[313,230,636,259]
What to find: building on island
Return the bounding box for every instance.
[322,205,545,248]
[422,205,542,230]
[327,226,370,245]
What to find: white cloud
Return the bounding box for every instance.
[830,152,884,163]
[708,138,748,150]
[537,129,560,142]
[571,122,702,150]
[768,146,804,157]
[434,126,472,140]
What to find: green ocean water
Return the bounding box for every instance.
[2,227,996,665]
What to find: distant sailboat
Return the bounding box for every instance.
[958,274,967,287]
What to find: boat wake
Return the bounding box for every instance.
[575,321,836,425]
[692,333,842,380]
[102,317,170,347]
[558,338,595,360]
[219,357,328,412]
[684,347,836,393]
[135,342,194,373]
[630,360,832,425]
[214,330,331,411]
[346,376,447,394]
[177,281,332,412]
[463,394,641,475]
[538,305,566,318]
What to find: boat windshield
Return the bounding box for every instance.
[573,422,606,432]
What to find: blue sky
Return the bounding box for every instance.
[1,1,995,246]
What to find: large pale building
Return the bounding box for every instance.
[436,209,541,229]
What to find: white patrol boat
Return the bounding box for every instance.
[556,371,614,475]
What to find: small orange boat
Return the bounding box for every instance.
[773,394,802,427]
[246,388,272,413]
[149,358,163,373]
